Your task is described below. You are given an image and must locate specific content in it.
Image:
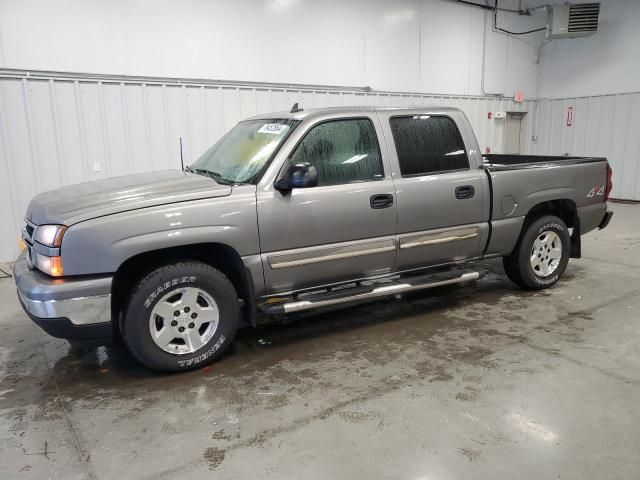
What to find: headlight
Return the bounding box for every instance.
[30,224,67,277]
[33,225,67,247]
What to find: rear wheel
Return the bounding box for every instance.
[503,215,570,290]
[122,261,239,372]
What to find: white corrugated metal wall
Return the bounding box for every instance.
[0,69,532,261]
[531,93,640,202]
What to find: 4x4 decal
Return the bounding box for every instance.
[587,185,605,198]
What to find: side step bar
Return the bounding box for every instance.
[259,270,485,315]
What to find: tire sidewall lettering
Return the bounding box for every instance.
[143,276,197,308]
[177,334,227,367]
[537,222,563,235]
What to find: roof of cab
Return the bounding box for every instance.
[247,105,462,122]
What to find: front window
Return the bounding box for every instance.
[190,118,299,184]
[288,118,384,186]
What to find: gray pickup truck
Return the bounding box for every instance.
[14,106,613,371]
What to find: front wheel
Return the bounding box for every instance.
[503,215,570,290]
[122,261,239,372]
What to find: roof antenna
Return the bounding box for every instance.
[290,102,303,113]
[179,136,185,171]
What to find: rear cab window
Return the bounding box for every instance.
[289,118,384,186]
[390,115,469,176]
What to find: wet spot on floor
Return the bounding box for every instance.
[211,429,233,441]
[247,433,268,448]
[161,422,180,435]
[338,411,381,424]
[455,386,481,402]
[458,447,481,462]
[203,447,225,470]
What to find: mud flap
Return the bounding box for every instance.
[241,267,257,327]
[570,217,581,258]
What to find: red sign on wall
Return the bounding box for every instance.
[566,106,574,127]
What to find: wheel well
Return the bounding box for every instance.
[524,199,577,228]
[111,243,256,337]
[522,199,581,258]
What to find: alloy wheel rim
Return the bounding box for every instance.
[149,287,219,355]
[530,230,562,277]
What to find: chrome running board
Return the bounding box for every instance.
[258,269,485,315]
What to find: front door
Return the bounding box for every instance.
[378,111,487,271]
[256,115,397,294]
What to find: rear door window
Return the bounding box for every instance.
[390,115,469,176]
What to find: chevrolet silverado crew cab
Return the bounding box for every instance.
[14,106,614,371]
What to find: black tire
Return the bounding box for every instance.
[503,215,570,290]
[122,261,239,372]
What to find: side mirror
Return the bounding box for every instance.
[275,162,318,191]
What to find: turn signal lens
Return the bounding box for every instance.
[34,254,64,277]
[50,257,64,277]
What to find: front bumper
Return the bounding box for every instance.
[13,251,114,340]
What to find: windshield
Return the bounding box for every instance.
[189,118,299,184]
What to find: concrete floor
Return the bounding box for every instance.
[1,203,639,480]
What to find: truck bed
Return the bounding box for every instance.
[483,154,606,171]
[481,153,610,257]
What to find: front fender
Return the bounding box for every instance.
[60,186,260,275]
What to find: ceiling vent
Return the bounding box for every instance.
[547,2,600,39]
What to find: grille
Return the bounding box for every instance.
[22,221,36,268]
[568,3,600,33]
[23,221,35,246]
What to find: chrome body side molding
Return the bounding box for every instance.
[399,227,480,250]
[268,239,396,270]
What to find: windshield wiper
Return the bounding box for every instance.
[188,167,236,185]
[186,165,250,185]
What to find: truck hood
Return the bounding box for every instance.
[26,170,232,225]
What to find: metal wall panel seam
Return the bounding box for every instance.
[119,82,133,171]
[20,78,41,193]
[218,87,227,138]
[0,85,20,242]
[97,81,112,178]
[181,85,191,163]
[624,93,640,199]
[633,95,640,199]
[161,84,172,170]
[200,86,209,146]
[582,97,590,155]
[607,95,617,166]
[72,80,90,181]
[142,84,153,172]
[47,79,65,186]
[618,94,633,196]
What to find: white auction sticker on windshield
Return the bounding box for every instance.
[258,123,289,135]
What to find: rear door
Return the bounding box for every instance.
[256,113,398,294]
[378,109,488,271]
